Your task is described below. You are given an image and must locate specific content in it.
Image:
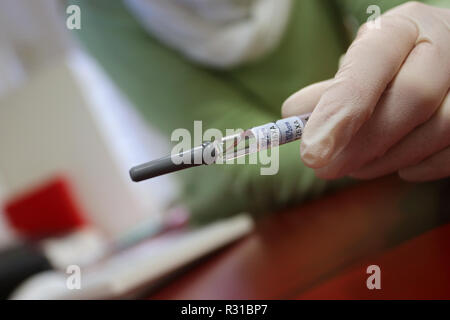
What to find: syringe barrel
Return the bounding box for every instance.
[130,114,310,182]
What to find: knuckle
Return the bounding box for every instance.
[401,75,440,110]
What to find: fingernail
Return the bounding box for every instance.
[301,107,352,168]
[300,134,335,168]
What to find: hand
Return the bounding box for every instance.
[282,2,450,182]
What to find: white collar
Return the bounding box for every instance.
[124,0,292,68]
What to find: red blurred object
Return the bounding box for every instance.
[297,223,450,300]
[3,177,87,239]
[149,176,449,300]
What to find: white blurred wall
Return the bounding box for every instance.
[0,1,179,238]
[0,0,71,242]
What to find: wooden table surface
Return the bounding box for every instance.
[149,176,450,299]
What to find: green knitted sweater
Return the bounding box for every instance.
[69,0,443,223]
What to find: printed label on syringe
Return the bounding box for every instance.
[251,116,308,149]
[250,123,281,150]
[276,116,306,144]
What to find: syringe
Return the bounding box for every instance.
[129,113,310,182]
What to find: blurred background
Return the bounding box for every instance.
[0,0,192,298]
[0,0,449,300]
[0,0,180,241]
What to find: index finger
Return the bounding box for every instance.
[300,14,418,168]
